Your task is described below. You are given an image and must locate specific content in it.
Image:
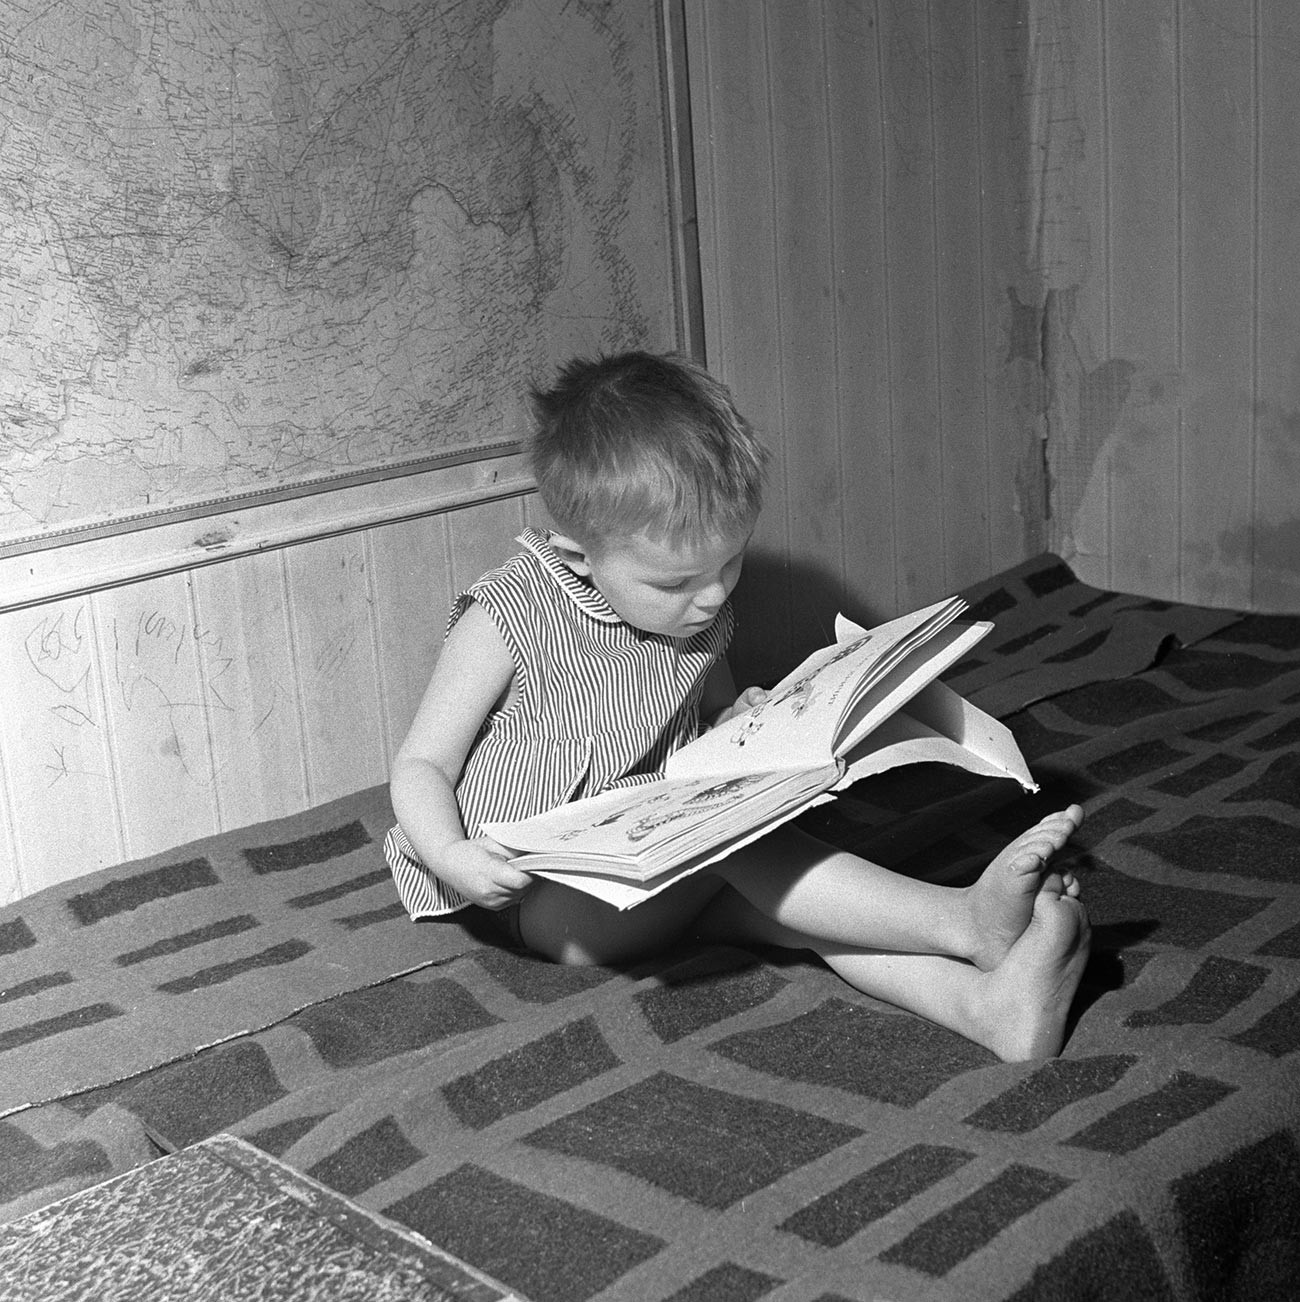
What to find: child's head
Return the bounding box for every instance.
[528,351,766,554]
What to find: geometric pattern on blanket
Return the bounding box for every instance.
[0,553,1237,1121]
[0,782,488,1118]
[2,555,1298,1300]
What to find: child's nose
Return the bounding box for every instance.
[695,576,729,608]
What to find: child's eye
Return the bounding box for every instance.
[655,579,688,592]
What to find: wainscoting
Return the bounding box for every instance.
[0,489,542,903]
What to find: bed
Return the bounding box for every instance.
[2,553,1298,1301]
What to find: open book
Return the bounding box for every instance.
[482,596,1036,909]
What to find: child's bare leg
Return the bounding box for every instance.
[709,805,1084,970]
[517,873,727,966]
[698,885,1091,1061]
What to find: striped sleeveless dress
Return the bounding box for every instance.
[384,528,734,918]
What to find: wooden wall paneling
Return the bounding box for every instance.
[0,714,18,903]
[1043,0,1100,588]
[1025,0,1110,589]
[930,0,994,594]
[282,533,388,806]
[367,514,456,759]
[877,0,945,613]
[680,0,727,371]
[0,596,122,899]
[1101,0,1184,601]
[1178,1,1257,610]
[445,495,529,594]
[825,0,897,626]
[975,0,1047,574]
[1050,0,1112,589]
[1254,0,1300,610]
[686,3,789,685]
[766,1,844,659]
[521,492,549,536]
[89,571,224,860]
[188,548,310,832]
[0,681,17,902]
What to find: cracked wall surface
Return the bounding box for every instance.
[1018,0,1300,613]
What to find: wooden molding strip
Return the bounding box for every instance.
[0,455,536,612]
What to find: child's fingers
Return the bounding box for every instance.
[487,853,535,896]
[481,880,531,910]
[461,837,533,902]
[500,864,535,893]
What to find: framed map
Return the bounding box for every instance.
[0,0,692,557]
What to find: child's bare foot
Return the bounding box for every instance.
[965,804,1084,971]
[970,890,1092,1061]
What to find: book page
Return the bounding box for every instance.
[831,620,990,756]
[666,596,967,781]
[838,680,1037,790]
[529,788,841,908]
[483,764,840,878]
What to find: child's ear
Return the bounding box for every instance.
[547,532,595,578]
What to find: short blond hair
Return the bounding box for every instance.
[528,351,767,549]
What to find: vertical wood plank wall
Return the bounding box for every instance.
[0,499,528,904]
[687,0,1052,687]
[688,0,1299,694]
[1046,0,1300,611]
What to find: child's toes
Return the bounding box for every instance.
[1009,848,1046,877]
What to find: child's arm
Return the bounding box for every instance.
[389,601,535,910]
[700,658,769,728]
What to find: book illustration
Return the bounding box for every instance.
[588,788,675,830]
[621,775,766,842]
[729,712,767,747]
[731,655,836,746]
[783,676,820,716]
[481,759,837,864]
[525,772,778,852]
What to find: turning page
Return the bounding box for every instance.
[666,597,971,781]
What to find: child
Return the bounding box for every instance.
[387,351,1090,1061]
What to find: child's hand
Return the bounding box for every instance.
[710,685,769,728]
[437,837,534,911]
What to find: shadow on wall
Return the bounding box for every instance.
[728,547,859,689]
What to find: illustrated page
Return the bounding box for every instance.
[484,764,840,873]
[667,596,966,781]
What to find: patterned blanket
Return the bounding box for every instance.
[3,555,1297,1301]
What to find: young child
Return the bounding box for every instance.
[387,351,1090,1061]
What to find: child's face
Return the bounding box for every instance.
[577,527,749,638]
